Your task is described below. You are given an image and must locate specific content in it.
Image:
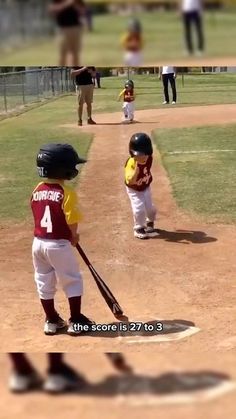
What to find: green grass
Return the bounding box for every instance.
[1,11,236,65]
[92,73,236,112]
[1,72,236,223]
[2,72,236,116]
[153,124,236,223]
[0,97,92,221]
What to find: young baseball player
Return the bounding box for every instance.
[8,353,133,393]
[31,143,95,336]
[121,18,143,67]
[118,79,135,123]
[125,133,158,239]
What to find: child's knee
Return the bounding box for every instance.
[62,275,83,298]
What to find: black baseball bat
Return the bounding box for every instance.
[76,243,127,320]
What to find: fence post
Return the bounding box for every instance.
[36,70,40,101]
[3,75,8,113]
[22,72,26,105]
[61,67,63,93]
[51,68,55,96]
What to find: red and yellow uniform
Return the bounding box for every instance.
[125,156,153,191]
[118,88,135,103]
[121,32,143,52]
[31,180,82,241]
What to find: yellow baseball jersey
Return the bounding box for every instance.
[121,32,143,52]
[125,156,153,191]
[31,180,82,240]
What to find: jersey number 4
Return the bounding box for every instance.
[40,205,53,233]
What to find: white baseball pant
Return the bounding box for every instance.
[32,238,83,300]
[123,101,134,120]
[126,186,157,230]
[124,51,143,67]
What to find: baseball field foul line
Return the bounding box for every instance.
[115,380,236,406]
[166,150,236,155]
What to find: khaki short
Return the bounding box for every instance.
[59,26,82,56]
[77,84,94,105]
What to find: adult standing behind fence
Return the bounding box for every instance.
[180,0,204,56]
[71,66,96,126]
[49,0,86,66]
[159,66,177,105]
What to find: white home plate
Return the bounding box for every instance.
[114,373,236,406]
[117,318,200,344]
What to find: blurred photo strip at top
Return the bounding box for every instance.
[0,1,236,66]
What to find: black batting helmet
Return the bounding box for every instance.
[125,79,134,89]
[128,18,142,33]
[36,143,86,180]
[129,133,153,156]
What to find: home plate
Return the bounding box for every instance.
[117,318,200,344]
[114,375,236,406]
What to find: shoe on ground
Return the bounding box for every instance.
[134,228,149,240]
[87,118,96,125]
[162,101,169,105]
[44,317,67,336]
[78,120,82,126]
[67,314,95,336]
[146,221,159,238]
[9,371,43,393]
[44,363,85,394]
[172,101,176,104]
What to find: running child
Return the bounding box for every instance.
[125,133,158,239]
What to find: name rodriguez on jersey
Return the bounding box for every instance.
[32,190,63,202]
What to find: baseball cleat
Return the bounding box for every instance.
[162,101,169,105]
[44,364,85,394]
[9,371,43,393]
[87,118,96,125]
[171,101,176,105]
[146,221,160,238]
[44,317,67,336]
[134,228,149,239]
[78,120,82,126]
[67,314,95,336]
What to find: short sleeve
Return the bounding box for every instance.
[62,186,82,225]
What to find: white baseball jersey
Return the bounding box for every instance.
[162,66,175,74]
[181,0,201,12]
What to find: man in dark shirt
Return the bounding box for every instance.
[49,0,85,66]
[71,66,96,126]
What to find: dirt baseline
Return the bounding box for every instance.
[1,104,236,356]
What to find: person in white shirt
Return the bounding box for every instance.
[180,0,204,55]
[159,67,177,105]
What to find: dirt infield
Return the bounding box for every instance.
[1,353,236,419]
[0,105,236,350]
[1,104,236,415]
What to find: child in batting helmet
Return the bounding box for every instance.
[125,133,158,239]
[31,143,95,336]
[118,79,135,123]
[121,17,143,67]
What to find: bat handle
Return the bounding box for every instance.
[76,243,91,266]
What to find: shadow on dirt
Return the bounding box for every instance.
[56,319,197,339]
[15,370,233,397]
[152,229,217,244]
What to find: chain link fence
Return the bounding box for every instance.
[0,67,74,115]
[0,0,53,47]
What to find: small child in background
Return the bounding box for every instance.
[118,79,135,123]
[125,133,158,239]
[121,18,143,67]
